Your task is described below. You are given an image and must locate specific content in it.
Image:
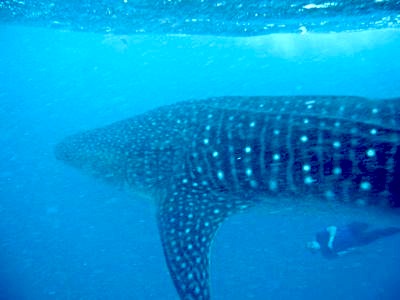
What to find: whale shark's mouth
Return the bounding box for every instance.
[54,139,73,163]
[54,133,88,165]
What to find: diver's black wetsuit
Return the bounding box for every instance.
[316,222,400,259]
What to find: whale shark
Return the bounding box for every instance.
[55,96,400,299]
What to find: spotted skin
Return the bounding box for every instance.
[55,96,400,300]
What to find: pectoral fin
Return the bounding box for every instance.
[157,187,231,300]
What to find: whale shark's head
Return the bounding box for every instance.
[55,118,170,194]
[55,126,129,185]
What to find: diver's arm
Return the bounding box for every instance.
[326,226,337,249]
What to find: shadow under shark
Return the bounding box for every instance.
[55,96,400,299]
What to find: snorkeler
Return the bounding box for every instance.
[307,222,400,258]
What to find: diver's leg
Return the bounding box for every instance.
[358,227,400,245]
[347,222,369,233]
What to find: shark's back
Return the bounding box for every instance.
[158,96,400,206]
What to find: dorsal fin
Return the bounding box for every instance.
[157,182,255,299]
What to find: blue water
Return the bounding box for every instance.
[1,14,400,300]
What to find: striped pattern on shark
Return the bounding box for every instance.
[55,96,400,299]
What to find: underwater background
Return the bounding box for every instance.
[1,1,400,299]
